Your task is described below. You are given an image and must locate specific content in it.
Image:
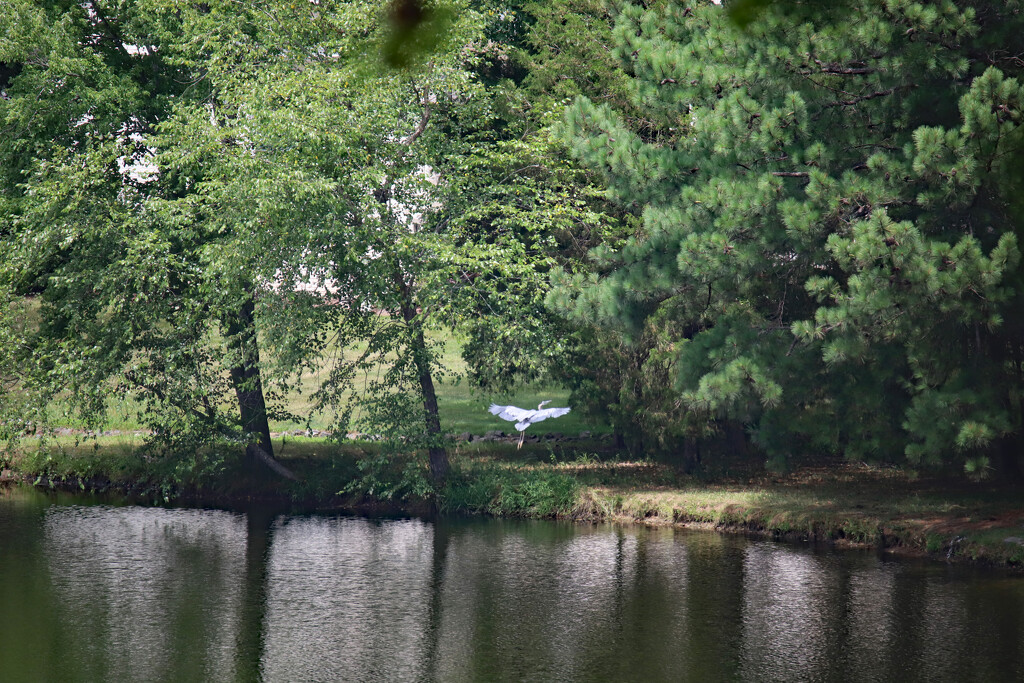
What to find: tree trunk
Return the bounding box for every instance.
[416,347,449,483]
[373,75,446,483]
[682,437,702,474]
[997,434,1023,481]
[396,275,449,483]
[225,297,297,481]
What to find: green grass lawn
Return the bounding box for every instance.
[21,325,606,437]
[270,332,595,434]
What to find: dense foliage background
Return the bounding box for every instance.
[3,0,1024,480]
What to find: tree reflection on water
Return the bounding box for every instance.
[0,487,1021,682]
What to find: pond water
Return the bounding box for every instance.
[1,485,1022,682]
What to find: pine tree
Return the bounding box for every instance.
[557,0,1024,475]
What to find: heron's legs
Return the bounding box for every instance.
[517,431,525,450]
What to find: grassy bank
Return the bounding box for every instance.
[4,435,1024,569]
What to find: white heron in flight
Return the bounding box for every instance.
[489,400,571,449]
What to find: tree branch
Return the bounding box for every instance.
[89,0,134,63]
[824,85,907,108]
[251,442,300,480]
[816,66,876,75]
[402,72,433,147]
[802,59,877,76]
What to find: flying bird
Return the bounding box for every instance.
[489,400,572,449]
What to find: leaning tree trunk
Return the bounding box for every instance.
[412,335,449,484]
[396,273,449,483]
[225,297,297,481]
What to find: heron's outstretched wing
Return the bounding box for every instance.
[489,404,532,422]
[528,407,571,424]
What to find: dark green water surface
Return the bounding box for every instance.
[1,484,1022,682]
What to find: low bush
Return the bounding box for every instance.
[441,463,579,517]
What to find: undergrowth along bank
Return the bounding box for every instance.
[3,437,1024,569]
